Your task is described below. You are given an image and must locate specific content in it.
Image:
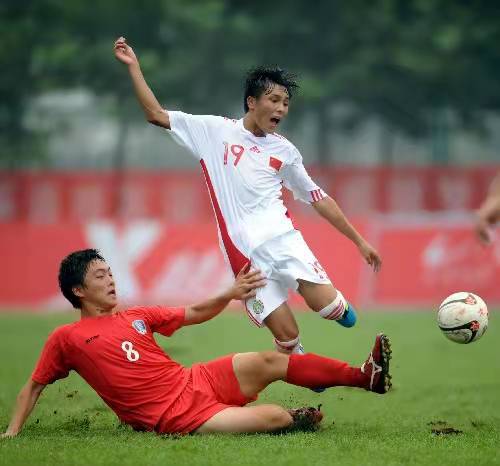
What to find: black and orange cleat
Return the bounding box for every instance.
[360,333,392,394]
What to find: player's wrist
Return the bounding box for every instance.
[127,61,141,72]
[353,236,366,248]
[214,286,234,303]
[222,288,237,302]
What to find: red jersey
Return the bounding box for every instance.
[32,306,188,431]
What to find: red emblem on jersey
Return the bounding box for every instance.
[269,157,282,171]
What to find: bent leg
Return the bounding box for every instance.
[230,336,392,397]
[195,404,292,434]
[231,350,364,398]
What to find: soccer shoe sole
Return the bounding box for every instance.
[373,333,392,394]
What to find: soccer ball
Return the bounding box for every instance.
[437,292,488,344]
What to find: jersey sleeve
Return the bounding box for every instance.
[166,111,218,160]
[140,306,186,337]
[32,327,71,385]
[280,147,328,204]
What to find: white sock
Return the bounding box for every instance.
[274,336,304,354]
[319,291,347,320]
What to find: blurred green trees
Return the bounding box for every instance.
[1,0,499,164]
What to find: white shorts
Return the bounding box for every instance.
[244,230,332,327]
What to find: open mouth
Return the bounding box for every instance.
[108,290,116,297]
[270,117,281,126]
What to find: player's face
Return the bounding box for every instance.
[77,260,117,311]
[250,84,289,134]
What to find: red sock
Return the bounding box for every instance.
[286,353,366,389]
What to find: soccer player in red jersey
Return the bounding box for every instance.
[476,172,500,245]
[2,250,392,437]
[114,37,382,357]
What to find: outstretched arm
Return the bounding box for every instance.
[476,172,500,245]
[2,379,46,438]
[184,265,265,325]
[312,197,382,272]
[281,150,381,271]
[114,37,170,129]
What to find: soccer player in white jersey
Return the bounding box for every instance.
[114,37,382,356]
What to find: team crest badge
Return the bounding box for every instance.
[132,320,147,335]
[252,299,264,314]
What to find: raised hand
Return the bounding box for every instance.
[114,37,138,66]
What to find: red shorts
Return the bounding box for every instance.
[155,354,257,434]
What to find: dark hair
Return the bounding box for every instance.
[243,66,299,112]
[58,249,105,309]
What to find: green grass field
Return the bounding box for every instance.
[0,310,499,466]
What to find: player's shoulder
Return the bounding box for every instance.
[169,111,223,125]
[270,130,288,140]
[120,306,184,328]
[120,305,170,317]
[197,114,235,131]
[47,322,74,342]
[269,132,296,150]
[215,116,242,131]
[268,132,300,158]
[119,306,149,318]
[122,305,183,315]
[201,114,226,123]
[221,116,239,125]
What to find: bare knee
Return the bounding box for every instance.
[259,351,286,367]
[274,329,299,342]
[233,351,289,397]
[256,351,289,380]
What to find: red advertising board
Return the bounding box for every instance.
[373,222,500,305]
[0,167,497,223]
[1,218,498,311]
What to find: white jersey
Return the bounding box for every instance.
[166,111,327,275]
